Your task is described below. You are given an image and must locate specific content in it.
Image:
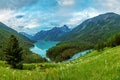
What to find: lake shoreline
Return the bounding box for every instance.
[30,40,59,61]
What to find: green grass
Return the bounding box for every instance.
[0,46,120,80]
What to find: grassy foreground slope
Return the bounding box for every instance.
[0,46,120,80]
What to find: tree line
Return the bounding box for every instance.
[95,32,120,51]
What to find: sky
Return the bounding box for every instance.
[0,0,120,35]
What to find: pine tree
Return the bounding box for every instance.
[107,33,120,47]
[95,40,105,51]
[4,35,23,69]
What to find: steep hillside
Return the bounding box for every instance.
[0,22,46,63]
[0,46,120,80]
[59,12,120,43]
[33,25,71,41]
[19,32,33,40]
[0,22,33,48]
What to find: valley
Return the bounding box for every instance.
[30,40,59,61]
[17,12,120,63]
[0,10,120,79]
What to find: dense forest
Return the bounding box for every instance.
[47,41,93,62]
[95,32,120,51]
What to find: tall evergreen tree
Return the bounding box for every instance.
[4,35,23,69]
[95,40,105,51]
[107,33,120,47]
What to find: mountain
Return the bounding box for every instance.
[0,22,33,48]
[33,25,71,41]
[59,12,120,43]
[46,12,120,62]
[19,32,33,40]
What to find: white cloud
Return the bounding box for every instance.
[101,0,120,7]
[0,9,15,21]
[66,8,100,27]
[25,19,40,28]
[0,9,42,32]
[98,0,120,14]
[58,0,75,6]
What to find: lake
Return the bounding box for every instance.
[30,40,59,61]
[65,50,92,62]
[30,40,92,62]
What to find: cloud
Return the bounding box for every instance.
[25,19,40,28]
[0,9,15,21]
[0,0,38,10]
[16,15,24,19]
[58,0,75,6]
[0,0,120,35]
[18,26,25,29]
[65,8,100,27]
[101,0,120,8]
[94,0,120,13]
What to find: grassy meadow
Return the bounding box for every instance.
[0,46,120,80]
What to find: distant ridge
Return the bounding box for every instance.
[32,25,71,41]
[58,12,120,43]
[19,32,33,40]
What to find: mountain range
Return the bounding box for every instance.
[32,25,71,41]
[19,32,33,40]
[19,12,120,46]
[20,12,120,44]
[58,12,120,43]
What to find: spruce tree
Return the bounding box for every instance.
[4,35,23,69]
[95,40,105,51]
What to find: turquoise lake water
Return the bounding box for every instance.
[30,40,91,62]
[66,50,92,61]
[30,40,59,61]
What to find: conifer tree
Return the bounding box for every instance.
[107,33,120,47]
[4,35,23,69]
[95,40,105,51]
